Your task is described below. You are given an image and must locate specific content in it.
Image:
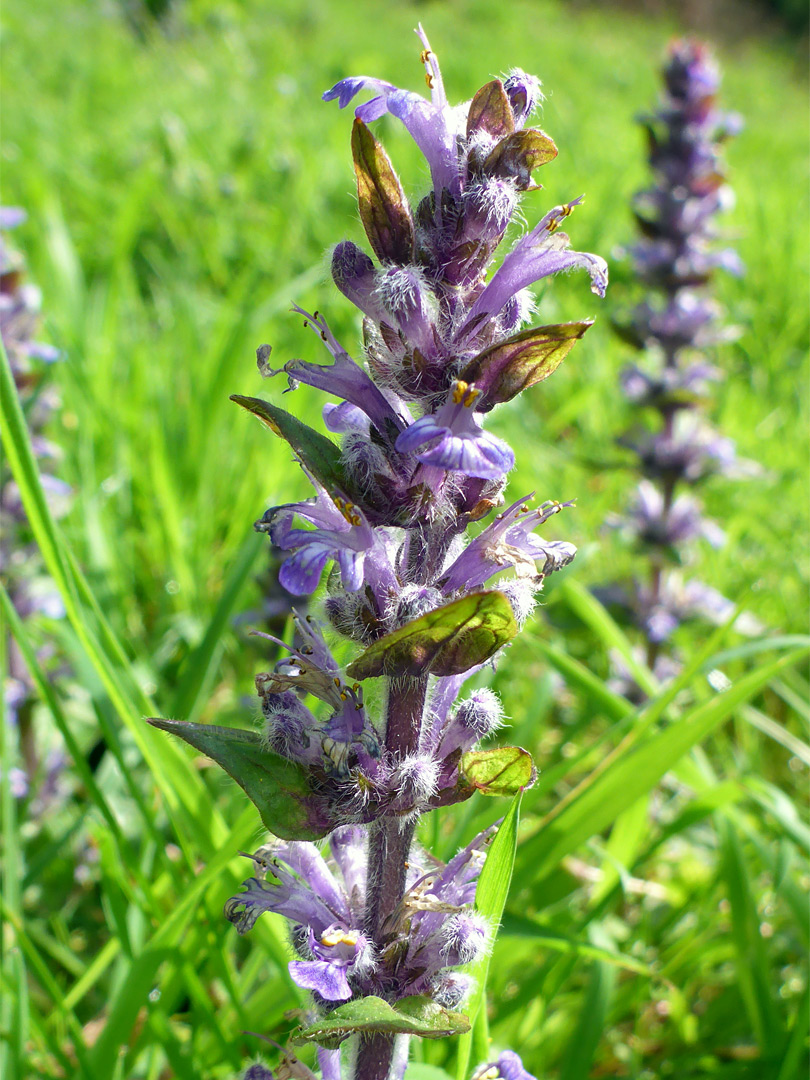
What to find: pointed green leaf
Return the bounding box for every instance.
[461,321,593,409]
[466,79,514,140]
[230,395,347,493]
[147,719,332,841]
[352,118,414,264]
[460,746,536,796]
[292,995,469,1050]
[346,591,517,680]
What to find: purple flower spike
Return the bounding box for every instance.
[440,494,575,594]
[396,381,514,479]
[186,32,610,1077]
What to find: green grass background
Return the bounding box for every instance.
[1,0,808,1078]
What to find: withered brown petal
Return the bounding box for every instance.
[461,321,593,409]
[466,79,515,141]
[352,118,414,264]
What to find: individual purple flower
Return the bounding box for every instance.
[471,1049,538,1080]
[433,687,504,761]
[261,306,409,441]
[460,199,608,341]
[439,494,575,593]
[225,829,376,1001]
[258,476,398,598]
[255,613,383,778]
[395,380,514,479]
[324,25,463,201]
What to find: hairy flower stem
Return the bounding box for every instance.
[356,674,429,1080]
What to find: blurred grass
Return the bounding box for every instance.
[1,0,807,1078]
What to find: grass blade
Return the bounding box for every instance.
[513,646,809,889]
[455,793,522,1080]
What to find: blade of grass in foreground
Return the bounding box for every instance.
[455,793,522,1080]
[512,646,809,890]
[0,339,228,859]
[0,585,161,909]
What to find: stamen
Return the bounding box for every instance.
[547,201,576,235]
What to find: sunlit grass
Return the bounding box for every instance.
[1,1,807,1078]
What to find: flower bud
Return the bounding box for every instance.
[503,69,542,126]
[439,910,490,965]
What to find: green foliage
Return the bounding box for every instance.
[459,746,536,797]
[147,718,333,840]
[1,1,807,1079]
[347,592,517,680]
[293,996,470,1050]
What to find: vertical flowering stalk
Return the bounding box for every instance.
[152,28,606,1080]
[609,40,745,684]
[1,208,69,796]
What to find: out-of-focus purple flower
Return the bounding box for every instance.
[619,357,718,407]
[618,480,725,549]
[622,413,738,485]
[2,208,72,800]
[395,380,514,479]
[471,1049,538,1080]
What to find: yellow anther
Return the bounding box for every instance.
[547,201,576,235]
[420,48,430,64]
[323,928,358,948]
[452,380,469,404]
[340,691,347,701]
[350,513,362,526]
[352,683,360,692]
[334,677,342,687]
